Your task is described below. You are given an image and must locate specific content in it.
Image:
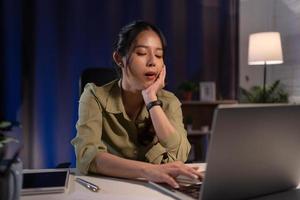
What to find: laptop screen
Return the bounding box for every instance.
[201,104,300,200]
[149,104,300,200]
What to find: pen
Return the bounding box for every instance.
[75,177,100,192]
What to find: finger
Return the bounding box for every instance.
[175,167,200,180]
[186,166,202,178]
[187,166,200,174]
[161,66,166,84]
[199,171,205,179]
[156,66,165,83]
[159,174,179,188]
[165,162,203,180]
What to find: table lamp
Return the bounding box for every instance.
[248,32,283,102]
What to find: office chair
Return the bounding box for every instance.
[57,68,118,169]
[55,162,71,169]
[79,67,118,94]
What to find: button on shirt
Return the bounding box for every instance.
[71,80,191,174]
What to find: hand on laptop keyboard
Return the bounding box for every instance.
[176,174,203,185]
[142,161,202,188]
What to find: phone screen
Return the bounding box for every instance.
[22,171,68,188]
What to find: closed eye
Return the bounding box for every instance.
[136,52,147,56]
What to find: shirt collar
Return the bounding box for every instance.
[105,80,125,114]
[105,80,150,122]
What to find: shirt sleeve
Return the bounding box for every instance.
[145,96,191,164]
[71,84,107,174]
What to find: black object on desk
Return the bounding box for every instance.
[22,168,69,195]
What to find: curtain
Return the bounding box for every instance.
[1,0,239,168]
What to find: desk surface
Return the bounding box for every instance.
[21,163,205,200]
[20,163,300,200]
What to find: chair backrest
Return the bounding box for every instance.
[79,67,118,94]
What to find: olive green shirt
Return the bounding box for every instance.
[71,80,191,174]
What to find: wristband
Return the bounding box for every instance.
[146,100,163,111]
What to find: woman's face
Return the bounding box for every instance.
[121,30,164,91]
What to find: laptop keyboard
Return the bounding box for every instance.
[154,182,202,199]
[176,183,202,199]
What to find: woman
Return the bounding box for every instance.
[71,21,200,188]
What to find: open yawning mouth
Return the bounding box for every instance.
[144,72,157,80]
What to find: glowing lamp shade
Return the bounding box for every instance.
[248,32,283,65]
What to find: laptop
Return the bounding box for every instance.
[22,168,69,195]
[149,104,300,200]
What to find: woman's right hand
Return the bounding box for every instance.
[142,65,166,104]
[141,161,202,188]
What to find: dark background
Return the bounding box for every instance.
[0,0,239,168]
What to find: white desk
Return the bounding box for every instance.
[21,163,205,200]
[20,163,300,200]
